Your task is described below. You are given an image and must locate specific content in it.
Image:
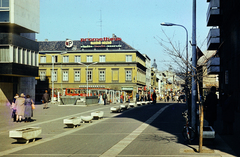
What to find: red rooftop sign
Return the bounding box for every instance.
[80,37,122,42]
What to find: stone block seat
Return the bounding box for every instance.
[63,117,82,128]
[9,127,42,144]
[81,115,93,123]
[91,111,104,120]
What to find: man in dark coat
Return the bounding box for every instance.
[152,91,157,104]
[222,91,235,135]
[204,86,218,128]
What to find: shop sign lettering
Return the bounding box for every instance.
[80,37,122,42]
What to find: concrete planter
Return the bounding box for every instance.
[137,102,142,106]
[120,104,128,110]
[129,103,136,108]
[91,111,104,119]
[81,115,93,123]
[9,127,42,144]
[110,106,121,112]
[142,101,147,105]
[63,117,82,128]
[199,126,215,139]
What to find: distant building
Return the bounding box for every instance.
[0,0,40,104]
[36,35,147,102]
[143,54,151,91]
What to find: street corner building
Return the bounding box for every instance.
[0,0,40,105]
[36,34,149,102]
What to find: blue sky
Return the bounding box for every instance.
[36,0,209,71]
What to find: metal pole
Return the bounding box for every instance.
[51,55,54,103]
[87,65,88,96]
[191,0,197,130]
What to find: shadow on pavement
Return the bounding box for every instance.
[114,102,238,156]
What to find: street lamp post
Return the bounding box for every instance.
[60,51,67,96]
[46,54,57,103]
[160,22,189,111]
[46,52,67,103]
[78,62,97,96]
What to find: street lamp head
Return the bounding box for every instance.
[160,22,176,26]
[77,62,97,66]
[61,51,67,55]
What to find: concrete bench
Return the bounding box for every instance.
[81,115,93,123]
[110,106,121,112]
[91,111,104,120]
[9,127,42,144]
[63,117,82,128]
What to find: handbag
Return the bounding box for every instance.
[31,104,35,110]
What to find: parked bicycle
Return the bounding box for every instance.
[182,110,196,143]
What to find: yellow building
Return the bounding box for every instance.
[36,35,147,101]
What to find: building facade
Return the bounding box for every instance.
[206,0,240,109]
[143,54,151,91]
[36,35,147,102]
[0,0,39,104]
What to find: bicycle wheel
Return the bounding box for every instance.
[182,126,196,143]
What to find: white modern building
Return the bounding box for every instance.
[0,0,40,104]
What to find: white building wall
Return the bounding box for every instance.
[10,0,40,33]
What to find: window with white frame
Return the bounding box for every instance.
[87,55,93,62]
[63,56,69,63]
[99,55,105,62]
[40,71,46,81]
[0,0,9,22]
[52,70,57,82]
[0,46,9,62]
[87,70,93,81]
[99,70,105,81]
[63,71,68,81]
[40,56,46,63]
[126,55,132,62]
[74,70,80,81]
[126,70,132,81]
[75,55,81,63]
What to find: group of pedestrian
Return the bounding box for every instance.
[204,86,236,135]
[11,93,35,123]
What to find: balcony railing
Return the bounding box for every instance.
[207,0,221,26]
[207,28,220,50]
[207,57,220,74]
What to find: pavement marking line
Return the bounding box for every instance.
[0,106,122,157]
[100,104,173,157]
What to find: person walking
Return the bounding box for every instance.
[221,91,235,135]
[152,91,157,104]
[136,93,139,102]
[103,92,107,105]
[24,95,34,122]
[204,86,218,128]
[120,94,123,103]
[42,90,49,109]
[11,94,19,122]
[15,93,25,122]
